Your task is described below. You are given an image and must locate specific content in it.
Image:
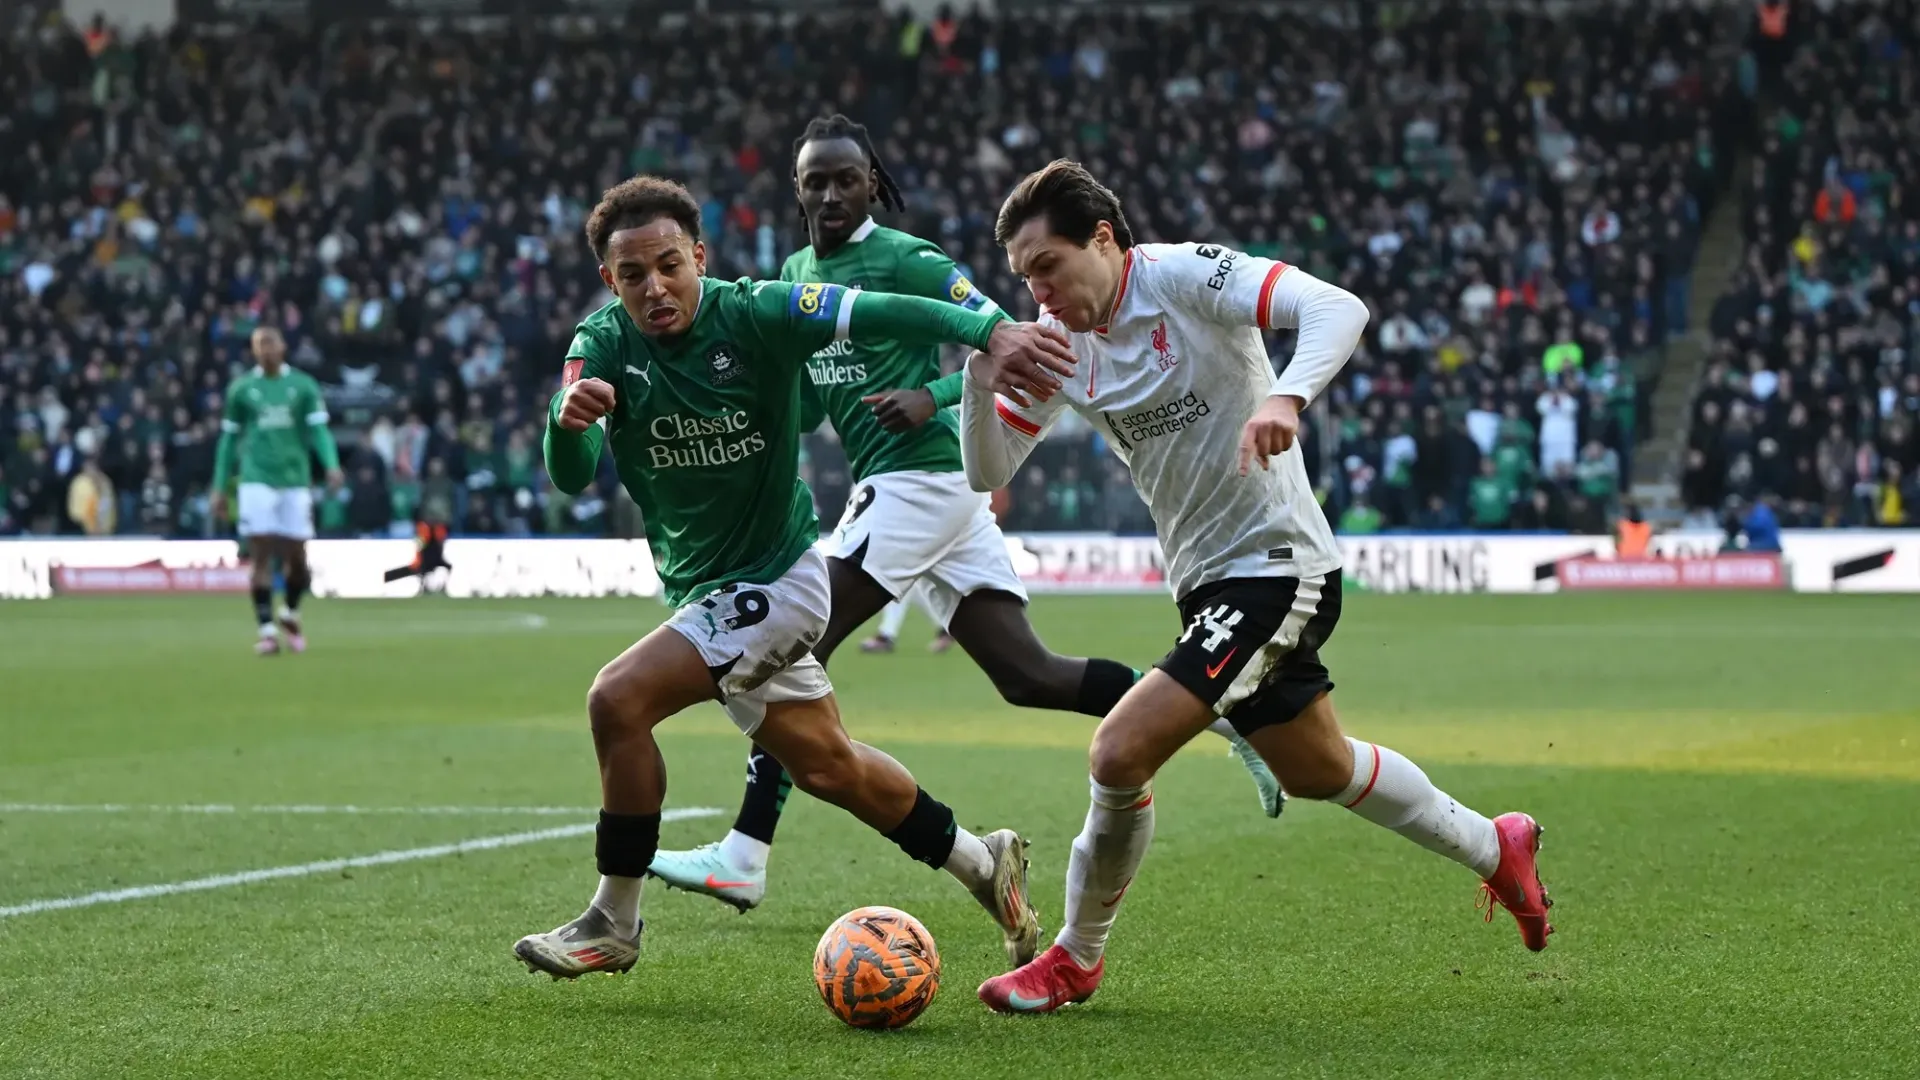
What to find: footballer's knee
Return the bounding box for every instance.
[1088,724,1156,790]
[586,663,663,743]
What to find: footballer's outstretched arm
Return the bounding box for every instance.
[845,290,1005,352]
[1262,267,1370,407]
[1165,244,1369,407]
[958,351,1063,492]
[891,245,999,412]
[750,281,1074,371]
[748,281,1003,360]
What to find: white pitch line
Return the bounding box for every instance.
[0,804,599,816]
[0,806,722,919]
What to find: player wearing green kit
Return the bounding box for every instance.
[511,175,1079,981]
[210,327,341,656]
[649,116,1285,917]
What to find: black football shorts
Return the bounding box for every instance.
[1155,570,1343,736]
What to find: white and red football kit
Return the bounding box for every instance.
[958,242,1363,601]
[963,243,1550,1013]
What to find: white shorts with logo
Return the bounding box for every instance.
[818,469,1028,628]
[237,483,315,541]
[664,546,834,736]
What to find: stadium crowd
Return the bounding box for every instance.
[1683,0,1920,530]
[0,0,1740,539]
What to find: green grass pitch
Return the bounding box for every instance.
[2,591,1917,1079]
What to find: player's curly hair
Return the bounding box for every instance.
[994,159,1135,251]
[792,113,906,220]
[586,175,702,262]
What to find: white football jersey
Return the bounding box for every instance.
[960,242,1367,601]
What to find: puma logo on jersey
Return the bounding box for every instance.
[626,364,652,387]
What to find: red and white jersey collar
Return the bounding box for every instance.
[1094,249,1137,336]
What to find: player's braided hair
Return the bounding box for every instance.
[792,113,905,220]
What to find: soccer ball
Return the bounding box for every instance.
[812,905,941,1029]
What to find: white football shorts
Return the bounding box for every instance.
[817,469,1027,628]
[236,482,314,541]
[663,546,834,736]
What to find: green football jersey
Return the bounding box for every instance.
[560,278,850,608]
[781,220,996,481]
[213,367,335,490]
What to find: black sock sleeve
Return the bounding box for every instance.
[883,788,958,870]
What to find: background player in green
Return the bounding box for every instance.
[651,115,1285,915]
[512,175,1077,981]
[210,326,341,656]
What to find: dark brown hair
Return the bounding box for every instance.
[586,175,702,262]
[994,159,1134,250]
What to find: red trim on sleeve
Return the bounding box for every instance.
[1256,262,1291,331]
[996,399,1042,436]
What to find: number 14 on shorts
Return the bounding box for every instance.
[1180,605,1243,653]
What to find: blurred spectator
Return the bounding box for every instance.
[137,458,174,534]
[1616,501,1652,555]
[66,456,115,535]
[1682,2,1919,526]
[1467,458,1512,530]
[1338,494,1383,535]
[347,461,392,537]
[2,1,1738,538]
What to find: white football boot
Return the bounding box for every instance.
[513,905,640,979]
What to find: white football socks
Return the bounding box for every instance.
[590,874,644,938]
[1336,739,1499,877]
[942,826,995,891]
[1055,778,1156,970]
[717,829,771,874]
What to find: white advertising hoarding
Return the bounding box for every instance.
[3,531,1917,599]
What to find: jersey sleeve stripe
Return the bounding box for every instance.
[1256,262,1291,331]
[834,287,862,342]
[221,419,241,433]
[995,399,1041,436]
[305,410,330,425]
